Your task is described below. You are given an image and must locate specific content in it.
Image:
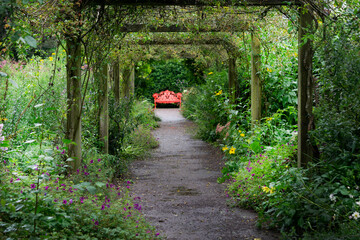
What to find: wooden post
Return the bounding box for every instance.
[228,56,237,104]
[297,7,314,167]
[113,60,120,103]
[66,38,82,171]
[99,63,109,154]
[129,62,135,96]
[251,33,261,124]
[121,62,135,98]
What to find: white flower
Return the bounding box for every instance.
[330,193,336,202]
[356,201,360,206]
[350,194,354,198]
[352,211,360,220]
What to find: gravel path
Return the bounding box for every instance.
[129,109,280,240]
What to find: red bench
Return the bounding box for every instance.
[152,90,182,109]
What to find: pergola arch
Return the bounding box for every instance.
[65,0,317,171]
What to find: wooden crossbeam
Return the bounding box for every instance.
[119,23,249,32]
[90,0,300,6]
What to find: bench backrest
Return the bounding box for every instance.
[153,90,182,101]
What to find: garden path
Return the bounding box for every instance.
[129,109,279,240]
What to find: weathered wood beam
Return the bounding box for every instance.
[121,63,135,98]
[251,33,261,125]
[118,23,249,32]
[297,7,314,167]
[113,60,121,102]
[90,0,300,6]
[66,38,82,171]
[228,56,237,104]
[98,64,109,154]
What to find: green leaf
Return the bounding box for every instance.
[24,35,37,48]
[85,186,97,194]
[0,72,8,77]
[95,182,106,188]
[1,199,5,207]
[9,79,18,88]
[62,139,72,144]
[34,103,44,108]
[24,139,36,144]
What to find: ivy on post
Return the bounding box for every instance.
[297,5,315,167]
[121,62,135,98]
[228,55,237,105]
[113,59,121,103]
[66,38,82,171]
[251,32,261,125]
[98,63,109,154]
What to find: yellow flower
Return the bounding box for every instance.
[208,72,213,75]
[266,67,272,73]
[222,146,229,151]
[240,133,245,137]
[215,90,222,96]
[262,186,270,193]
[30,59,33,61]
[1,118,7,121]
[269,187,275,194]
[62,49,66,52]
[40,59,44,62]
[238,130,242,133]
[52,52,56,55]
[266,117,273,122]
[229,146,236,154]
[49,57,53,61]
[294,52,298,57]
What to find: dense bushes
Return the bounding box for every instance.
[135,59,202,100]
[181,16,360,237]
[0,54,160,238]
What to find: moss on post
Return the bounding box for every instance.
[251,33,261,125]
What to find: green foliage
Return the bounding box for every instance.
[107,97,159,177]
[135,59,201,99]
[0,53,161,239]
[181,70,230,142]
[0,139,160,239]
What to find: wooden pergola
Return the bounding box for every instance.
[66,0,316,170]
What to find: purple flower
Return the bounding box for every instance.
[83,165,87,169]
[54,199,58,202]
[10,178,13,183]
[56,146,59,150]
[63,200,67,204]
[97,158,101,162]
[61,150,65,154]
[98,169,101,172]
[44,186,49,190]
[90,160,94,163]
[94,221,99,225]
[69,199,73,204]
[31,184,36,189]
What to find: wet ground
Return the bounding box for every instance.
[129,109,280,240]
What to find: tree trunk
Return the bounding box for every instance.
[251,33,261,124]
[297,7,314,167]
[99,63,109,154]
[66,38,82,171]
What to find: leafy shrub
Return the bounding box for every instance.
[0,136,160,239]
[181,70,230,142]
[135,59,200,99]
